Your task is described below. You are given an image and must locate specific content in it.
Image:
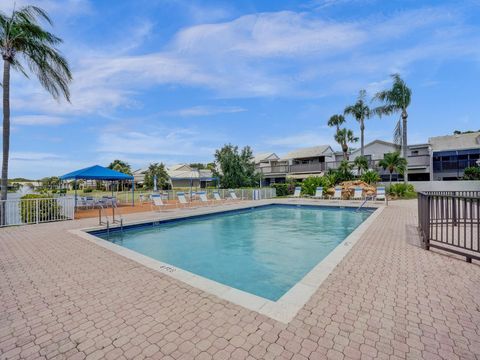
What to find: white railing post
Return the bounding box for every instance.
[35,199,39,224]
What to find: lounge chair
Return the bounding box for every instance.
[376,186,386,202]
[353,187,363,200]
[213,191,226,203]
[151,194,166,211]
[176,192,190,207]
[292,187,301,198]
[198,191,213,206]
[332,187,342,200]
[229,190,240,201]
[313,187,323,199]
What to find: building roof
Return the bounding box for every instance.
[253,152,279,163]
[284,145,334,159]
[60,165,133,181]
[429,132,480,151]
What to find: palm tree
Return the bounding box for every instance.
[344,89,372,157]
[374,74,411,183]
[108,160,132,175]
[0,6,72,204]
[353,155,369,175]
[334,128,358,160]
[327,114,345,132]
[378,151,407,185]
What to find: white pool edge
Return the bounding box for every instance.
[69,202,385,323]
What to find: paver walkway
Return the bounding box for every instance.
[0,200,479,360]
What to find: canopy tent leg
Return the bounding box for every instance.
[131,179,135,206]
[74,180,77,209]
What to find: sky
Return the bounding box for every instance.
[1,0,480,179]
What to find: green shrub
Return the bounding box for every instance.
[388,183,416,199]
[271,183,289,197]
[301,176,331,196]
[361,170,380,185]
[83,188,93,193]
[286,179,300,195]
[20,194,63,223]
[463,166,480,180]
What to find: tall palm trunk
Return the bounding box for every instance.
[0,60,10,225]
[1,60,10,201]
[402,111,408,184]
[360,118,365,157]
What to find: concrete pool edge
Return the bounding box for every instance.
[69,200,385,323]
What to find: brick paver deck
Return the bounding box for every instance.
[1,200,479,360]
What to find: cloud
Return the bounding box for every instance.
[12,115,67,126]
[168,105,247,117]
[11,4,480,117]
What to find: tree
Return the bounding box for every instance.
[327,114,346,132]
[353,155,369,175]
[144,163,169,190]
[344,89,372,157]
[374,74,411,183]
[214,144,260,188]
[0,6,72,202]
[336,160,354,181]
[379,152,407,184]
[334,128,358,160]
[107,160,132,175]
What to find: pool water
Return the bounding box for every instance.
[94,205,373,301]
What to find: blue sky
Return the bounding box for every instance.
[2,0,480,178]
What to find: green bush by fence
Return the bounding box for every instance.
[20,194,63,223]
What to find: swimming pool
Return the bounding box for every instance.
[90,204,373,301]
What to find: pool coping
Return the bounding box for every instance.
[69,200,385,323]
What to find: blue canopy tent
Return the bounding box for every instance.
[60,165,135,208]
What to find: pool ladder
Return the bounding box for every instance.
[356,198,369,212]
[98,204,124,234]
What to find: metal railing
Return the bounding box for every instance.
[137,187,276,203]
[0,196,75,227]
[258,156,430,175]
[418,191,480,262]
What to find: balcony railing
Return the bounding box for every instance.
[289,163,326,173]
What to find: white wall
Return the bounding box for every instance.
[350,142,398,161]
[407,181,480,192]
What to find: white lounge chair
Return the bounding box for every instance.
[313,187,323,199]
[332,187,342,200]
[292,187,301,198]
[151,194,166,211]
[353,187,363,200]
[213,191,225,203]
[198,191,212,206]
[229,190,239,201]
[376,186,386,202]
[176,192,190,207]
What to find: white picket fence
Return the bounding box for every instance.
[0,196,75,227]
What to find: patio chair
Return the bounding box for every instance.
[214,191,228,203]
[151,194,166,211]
[76,196,87,209]
[176,192,191,207]
[198,191,213,206]
[313,187,323,199]
[376,186,386,202]
[85,196,95,208]
[292,187,301,198]
[332,187,342,200]
[228,190,240,201]
[353,187,363,200]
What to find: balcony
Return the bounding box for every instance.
[290,163,325,173]
[258,165,289,174]
[407,155,430,168]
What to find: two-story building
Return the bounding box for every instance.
[430,132,480,180]
[256,145,334,185]
[256,132,480,183]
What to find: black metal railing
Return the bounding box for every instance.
[418,191,480,262]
